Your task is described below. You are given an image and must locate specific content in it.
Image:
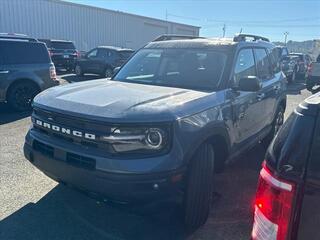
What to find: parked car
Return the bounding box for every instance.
[289,53,312,78]
[251,92,320,240]
[275,46,298,83]
[24,34,287,229]
[0,35,58,111]
[38,39,79,71]
[306,54,320,93]
[74,46,134,78]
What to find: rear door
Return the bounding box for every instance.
[254,47,280,127]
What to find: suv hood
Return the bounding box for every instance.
[33,79,214,123]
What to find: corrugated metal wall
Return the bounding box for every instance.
[0,0,200,50]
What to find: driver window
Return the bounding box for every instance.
[87,49,98,59]
[234,48,256,85]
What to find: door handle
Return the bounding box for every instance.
[256,93,265,101]
[0,70,9,74]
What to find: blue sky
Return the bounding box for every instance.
[67,0,320,42]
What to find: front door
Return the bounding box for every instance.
[230,48,265,145]
[84,48,99,73]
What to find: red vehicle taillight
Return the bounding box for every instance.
[50,66,57,80]
[252,162,296,240]
[48,50,53,57]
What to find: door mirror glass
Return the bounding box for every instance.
[238,76,262,92]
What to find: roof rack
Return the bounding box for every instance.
[0,33,37,42]
[233,34,270,42]
[152,34,205,42]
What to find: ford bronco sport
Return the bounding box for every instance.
[24,34,287,229]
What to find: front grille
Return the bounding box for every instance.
[33,140,54,157]
[32,108,114,153]
[33,108,110,132]
[66,153,95,170]
[33,140,96,170]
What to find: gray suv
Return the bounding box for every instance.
[24,34,287,229]
[0,35,58,111]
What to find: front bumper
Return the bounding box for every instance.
[24,130,185,203]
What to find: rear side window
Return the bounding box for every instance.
[0,41,50,64]
[254,48,272,80]
[51,41,75,50]
[233,48,256,85]
[268,48,281,74]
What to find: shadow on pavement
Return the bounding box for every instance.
[0,144,266,240]
[286,79,306,95]
[0,185,187,240]
[0,103,31,125]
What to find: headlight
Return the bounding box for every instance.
[101,127,170,154]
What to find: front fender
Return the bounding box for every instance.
[175,107,231,166]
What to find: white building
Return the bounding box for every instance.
[0,0,200,50]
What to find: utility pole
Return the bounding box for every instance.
[222,23,226,37]
[284,32,289,45]
[165,9,168,34]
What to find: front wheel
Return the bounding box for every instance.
[103,68,113,78]
[75,65,83,76]
[7,82,39,111]
[184,143,214,230]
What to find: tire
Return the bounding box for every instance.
[103,68,113,78]
[262,105,285,147]
[184,143,214,230]
[75,65,83,76]
[7,81,39,111]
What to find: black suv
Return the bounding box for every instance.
[251,93,320,240]
[24,34,287,228]
[276,46,298,83]
[39,39,79,71]
[74,46,134,78]
[0,35,58,111]
[289,53,312,78]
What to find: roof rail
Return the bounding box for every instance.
[233,34,270,42]
[152,34,205,42]
[0,33,37,42]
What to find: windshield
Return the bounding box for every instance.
[51,41,76,50]
[113,48,227,91]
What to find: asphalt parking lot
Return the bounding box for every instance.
[0,74,310,240]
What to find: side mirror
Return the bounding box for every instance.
[113,67,120,75]
[238,76,262,92]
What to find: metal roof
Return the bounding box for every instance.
[51,0,200,29]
